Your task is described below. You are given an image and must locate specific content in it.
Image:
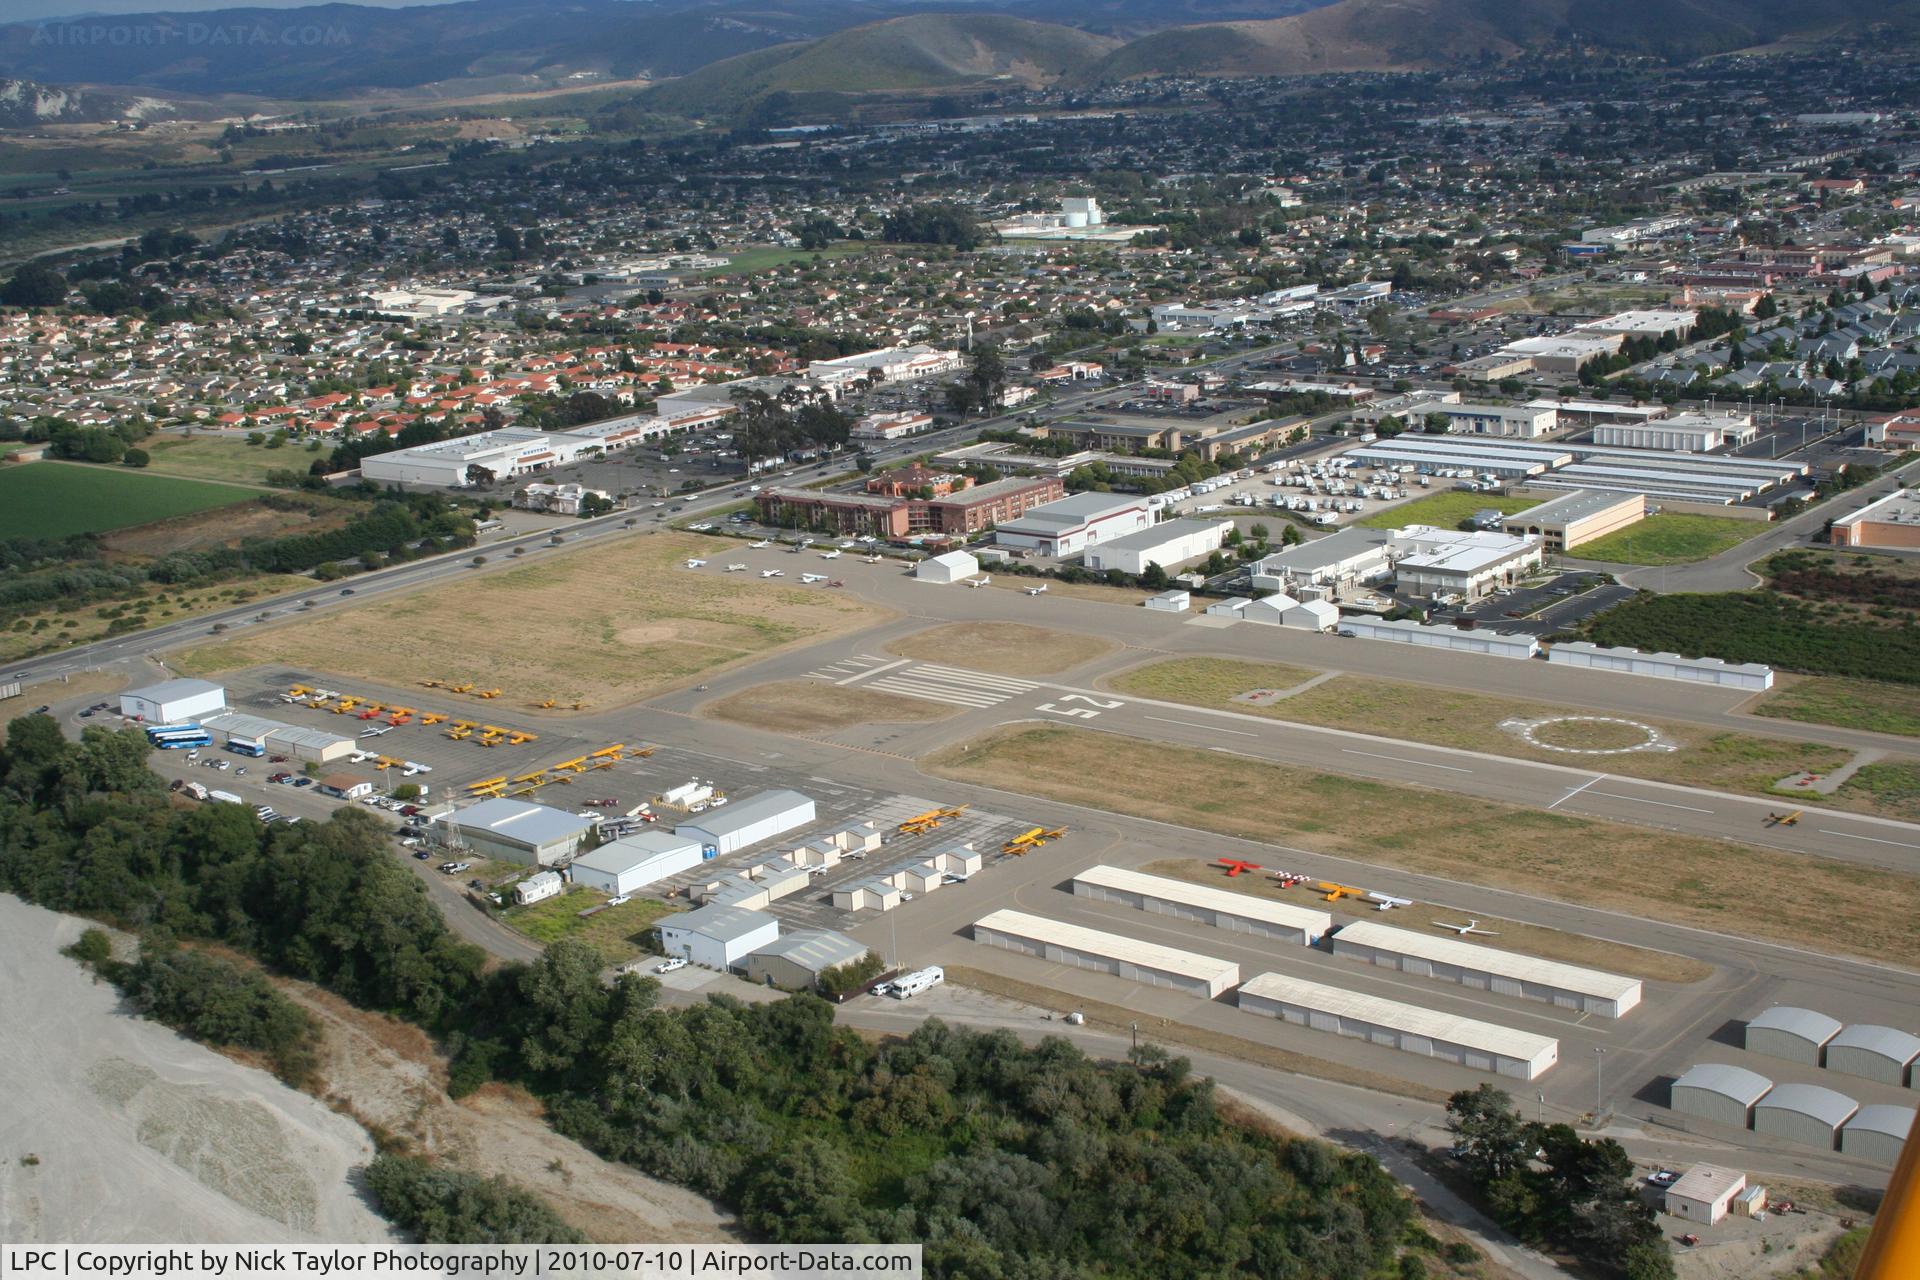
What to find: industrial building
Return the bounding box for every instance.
[1754,1083,1858,1150]
[443,797,595,866]
[1662,1165,1750,1226]
[567,830,706,896]
[202,712,356,764]
[1745,1007,1844,1066]
[994,493,1152,557]
[1436,402,1559,439]
[1390,525,1543,599]
[1344,439,1567,480]
[1335,616,1541,659]
[741,929,870,991]
[658,903,781,971]
[1500,333,1625,376]
[1841,1105,1916,1166]
[1082,518,1233,574]
[1671,1064,1774,1130]
[970,908,1241,998]
[1829,489,1920,550]
[1237,972,1560,1081]
[1502,490,1647,552]
[1592,412,1758,452]
[120,678,225,725]
[1329,920,1643,1017]
[1251,527,1393,592]
[1070,865,1332,945]
[1341,435,1806,506]
[916,550,980,583]
[1545,642,1774,690]
[1825,1025,1920,1087]
[677,790,815,857]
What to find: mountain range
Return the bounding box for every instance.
[0,76,177,125]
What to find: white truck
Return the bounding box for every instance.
[207,789,244,805]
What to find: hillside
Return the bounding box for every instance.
[0,78,175,126]
[645,13,1121,117]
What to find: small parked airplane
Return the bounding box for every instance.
[1269,870,1307,887]
[965,575,992,588]
[760,569,785,578]
[1025,583,1049,596]
[864,554,883,563]
[819,549,841,560]
[725,563,748,572]
[800,573,828,584]
[749,540,771,549]
[358,725,392,738]
[1215,858,1262,878]
[685,558,707,568]
[1368,892,1413,911]
[1433,918,1500,937]
[1764,810,1803,827]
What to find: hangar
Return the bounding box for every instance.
[1545,642,1774,691]
[916,550,979,584]
[1744,1006,1843,1065]
[658,903,781,972]
[1754,1083,1857,1150]
[1237,972,1560,1081]
[742,929,870,991]
[1336,616,1540,658]
[677,789,815,856]
[1070,864,1331,944]
[970,908,1240,998]
[1825,1024,1920,1087]
[1329,920,1642,1017]
[1841,1105,1916,1166]
[202,712,356,764]
[994,493,1151,557]
[568,829,706,896]
[120,678,225,725]
[1082,518,1233,574]
[1671,1063,1773,1130]
[448,797,595,866]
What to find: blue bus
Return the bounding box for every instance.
[227,740,266,758]
[149,728,212,750]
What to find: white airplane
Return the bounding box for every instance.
[965,575,992,588]
[725,563,748,572]
[800,573,828,584]
[749,540,771,549]
[1368,892,1413,911]
[760,569,785,578]
[1433,918,1500,936]
[685,558,707,568]
[358,725,392,738]
[819,549,841,560]
[1025,583,1049,596]
[864,555,883,563]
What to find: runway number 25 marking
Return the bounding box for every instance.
[1035,694,1123,720]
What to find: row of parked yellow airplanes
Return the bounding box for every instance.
[464,743,652,799]
[286,685,538,747]
[419,678,591,713]
[891,805,1066,855]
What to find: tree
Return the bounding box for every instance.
[121,448,150,468]
[1141,562,1171,590]
[1,263,68,308]
[1445,1084,1532,1185]
[364,1154,585,1243]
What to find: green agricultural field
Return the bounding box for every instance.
[1358,490,1538,530]
[143,435,304,486]
[0,462,257,539]
[704,244,875,276]
[1569,513,1760,565]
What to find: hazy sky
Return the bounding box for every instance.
[12,0,451,23]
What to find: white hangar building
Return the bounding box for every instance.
[1754,1083,1858,1151]
[446,797,595,866]
[1329,920,1642,1018]
[1238,972,1559,1081]
[994,493,1151,558]
[658,903,781,972]
[1082,518,1233,574]
[120,678,226,725]
[1825,1025,1920,1087]
[970,908,1240,998]
[568,829,707,896]
[1744,1006,1843,1066]
[1070,865,1331,945]
[676,790,815,857]
[1671,1063,1773,1130]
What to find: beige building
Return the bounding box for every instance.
[1830,489,1920,549]
[1504,490,1646,552]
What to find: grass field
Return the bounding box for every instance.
[1358,491,1538,530]
[1753,675,1920,738]
[705,244,875,277]
[501,885,679,965]
[143,435,308,487]
[172,533,892,707]
[0,573,312,664]
[1837,761,1920,824]
[924,726,1920,967]
[1105,659,1855,801]
[0,462,257,538]
[886,621,1115,677]
[703,679,955,732]
[1568,513,1761,565]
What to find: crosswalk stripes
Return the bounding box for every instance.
[864,662,1040,709]
[805,653,892,681]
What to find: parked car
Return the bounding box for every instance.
[292,777,315,788]
[655,957,688,973]
[606,895,631,907]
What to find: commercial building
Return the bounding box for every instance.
[754,475,1064,539]
[1500,334,1625,376]
[1829,489,1920,550]
[677,789,815,857]
[1389,525,1543,599]
[916,550,980,584]
[359,428,591,488]
[970,908,1240,998]
[1545,642,1774,691]
[1592,412,1758,452]
[567,830,706,896]
[514,870,564,906]
[1502,490,1647,551]
[1070,864,1332,945]
[850,412,933,441]
[1754,1083,1858,1150]
[1437,402,1559,439]
[444,797,595,866]
[807,344,964,390]
[1671,1064,1774,1130]
[1082,518,1233,574]
[1250,527,1393,592]
[1663,1165,1749,1227]
[1842,1105,1916,1166]
[120,678,226,725]
[1825,1025,1920,1087]
[1329,920,1642,1017]
[1335,616,1541,658]
[202,712,357,764]
[1745,1007,1843,1066]
[657,903,781,971]
[742,929,870,990]
[1576,309,1698,341]
[1237,972,1560,1081]
[317,773,376,801]
[994,493,1152,557]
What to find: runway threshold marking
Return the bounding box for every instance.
[1547,775,1603,810]
[1818,828,1920,850]
[838,658,908,685]
[1342,749,1472,773]
[1144,715,1256,737]
[1588,791,1714,814]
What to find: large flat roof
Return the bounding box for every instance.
[1332,920,1642,1003]
[676,789,813,840]
[1074,865,1332,934]
[1506,489,1645,526]
[453,797,593,847]
[571,829,702,875]
[1090,518,1231,553]
[126,677,223,703]
[973,908,1240,985]
[996,492,1146,532]
[1240,972,1559,1064]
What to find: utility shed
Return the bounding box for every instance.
[1071,864,1331,945]
[1663,1164,1748,1226]
[657,903,780,971]
[971,908,1240,998]
[1841,1105,1915,1167]
[1144,589,1191,613]
[1670,1064,1773,1130]
[1238,972,1559,1081]
[1329,920,1643,1017]
[1825,1024,1920,1087]
[1755,1083,1857,1150]
[677,789,815,856]
[1745,1007,1843,1066]
[742,929,870,991]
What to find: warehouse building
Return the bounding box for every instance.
[1329,920,1642,1017]
[1546,642,1774,690]
[1437,402,1559,439]
[1071,864,1332,944]
[1671,1064,1774,1130]
[1083,518,1233,574]
[1841,1105,1916,1166]
[970,908,1240,998]
[445,797,594,866]
[916,550,980,583]
[1502,490,1647,552]
[1662,1165,1750,1227]
[1745,1007,1843,1066]
[994,493,1152,557]
[1238,972,1560,1081]
[360,428,592,488]
[742,929,870,991]
[120,678,226,725]
[202,712,356,764]
[1754,1083,1858,1151]
[1336,616,1541,659]
[1829,489,1920,550]
[1592,412,1758,452]
[567,829,706,896]
[1500,333,1625,375]
[1390,525,1543,599]
[1343,439,1568,480]
[1251,527,1393,592]
[1825,1024,1920,1087]
[677,790,815,857]
[658,903,781,971]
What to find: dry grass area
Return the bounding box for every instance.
[102,495,358,557]
[285,981,735,1244]
[943,965,1447,1104]
[703,679,955,733]
[1106,655,1323,703]
[886,620,1115,677]
[1112,659,1854,801]
[1139,858,1711,983]
[925,726,1920,967]
[499,886,679,965]
[1755,674,1920,739]
[171,534,891,708]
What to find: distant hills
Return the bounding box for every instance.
[0,77,176,125]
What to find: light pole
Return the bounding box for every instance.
[1130,1021,1139,1051]
[1594,1047,1607,1118]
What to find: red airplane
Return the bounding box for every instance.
[1216,859,1262,877]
